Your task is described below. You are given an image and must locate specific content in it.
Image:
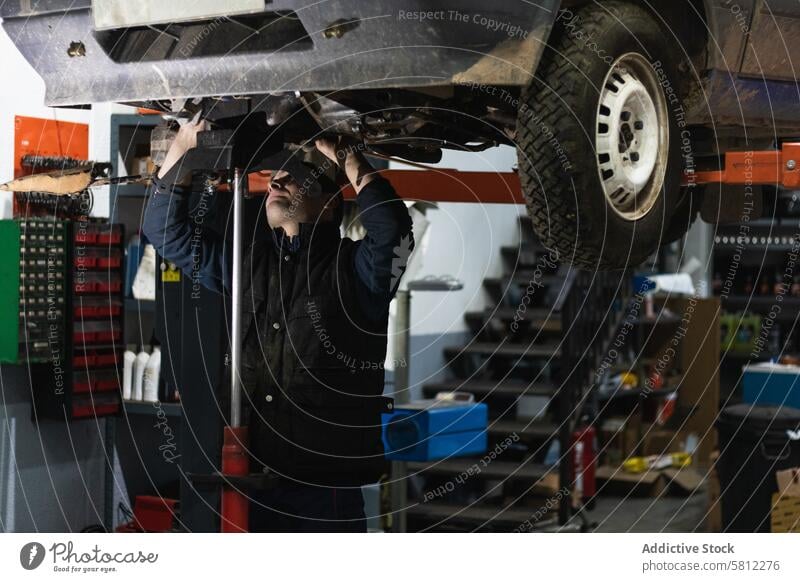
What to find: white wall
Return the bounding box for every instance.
[388,147,526,395]
[392,146,525,335]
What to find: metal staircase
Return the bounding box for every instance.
[405,215,631,532]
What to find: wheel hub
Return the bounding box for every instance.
[595,53,669,221]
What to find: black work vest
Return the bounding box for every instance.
[239,222,393,486]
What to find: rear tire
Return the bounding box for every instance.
[517,1,683,269]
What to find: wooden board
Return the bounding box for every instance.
[665,297,721,467]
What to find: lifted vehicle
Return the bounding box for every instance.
[3,0,797,267]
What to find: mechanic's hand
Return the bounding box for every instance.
[315,136,375,194]
[175,113,207,150]
[313,136,341,163]
[157,113,208,185]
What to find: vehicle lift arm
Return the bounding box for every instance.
[686,142,800,188]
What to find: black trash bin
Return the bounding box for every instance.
[716,404,800,532]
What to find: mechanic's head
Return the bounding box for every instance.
[266,163,341,230]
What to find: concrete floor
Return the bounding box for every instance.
[591,489,709,532]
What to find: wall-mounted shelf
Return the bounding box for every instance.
[125,297,155,313]
[109,113,160,224]
[123,399,182,418]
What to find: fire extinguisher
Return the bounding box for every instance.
[570,422,597,509]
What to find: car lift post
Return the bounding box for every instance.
[220,167,250,533]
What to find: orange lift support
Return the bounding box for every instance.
[253,142,800,205]
[687,142,800,189]
[346,142,800,204]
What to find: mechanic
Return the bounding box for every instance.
[142,118,414,532]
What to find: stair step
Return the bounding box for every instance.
[444,342,562,360]
[483,273,564,288]
[465,308,562,332]
[422,378,557,398]
[408,458,553,482]
[500,244,551,266]
[406,502,556,531]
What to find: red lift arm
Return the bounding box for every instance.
[247,168,525,204]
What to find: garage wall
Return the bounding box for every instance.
[0,28,111,532]
[389,147,526,399]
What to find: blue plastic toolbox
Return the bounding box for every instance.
[382,400,488,461]
[742,362,800,408]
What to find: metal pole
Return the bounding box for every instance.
[220,167,249,532]
[391,289,411,533]
[393,290,411,407]
[230,168,244,427]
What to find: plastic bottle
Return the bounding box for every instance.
[122,345,137,400]
[132,346,151,401]
[125,233,143,298]
[142,347,161,403]
[132,243,156,300]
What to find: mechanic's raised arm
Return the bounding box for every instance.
[316,138,414,321]
[141,118,231,293]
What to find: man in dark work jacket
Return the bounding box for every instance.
[142,118,413,532]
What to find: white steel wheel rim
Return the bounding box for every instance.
[595,53,669,221]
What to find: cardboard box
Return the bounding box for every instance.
[665,297,720,467]
[132,156,155,176]
[600,417,640,466]
[131,143,154,176]
[642,429,684,457]
[771,468,800,533]
[663,466,704,494]
[595,464,666,497]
